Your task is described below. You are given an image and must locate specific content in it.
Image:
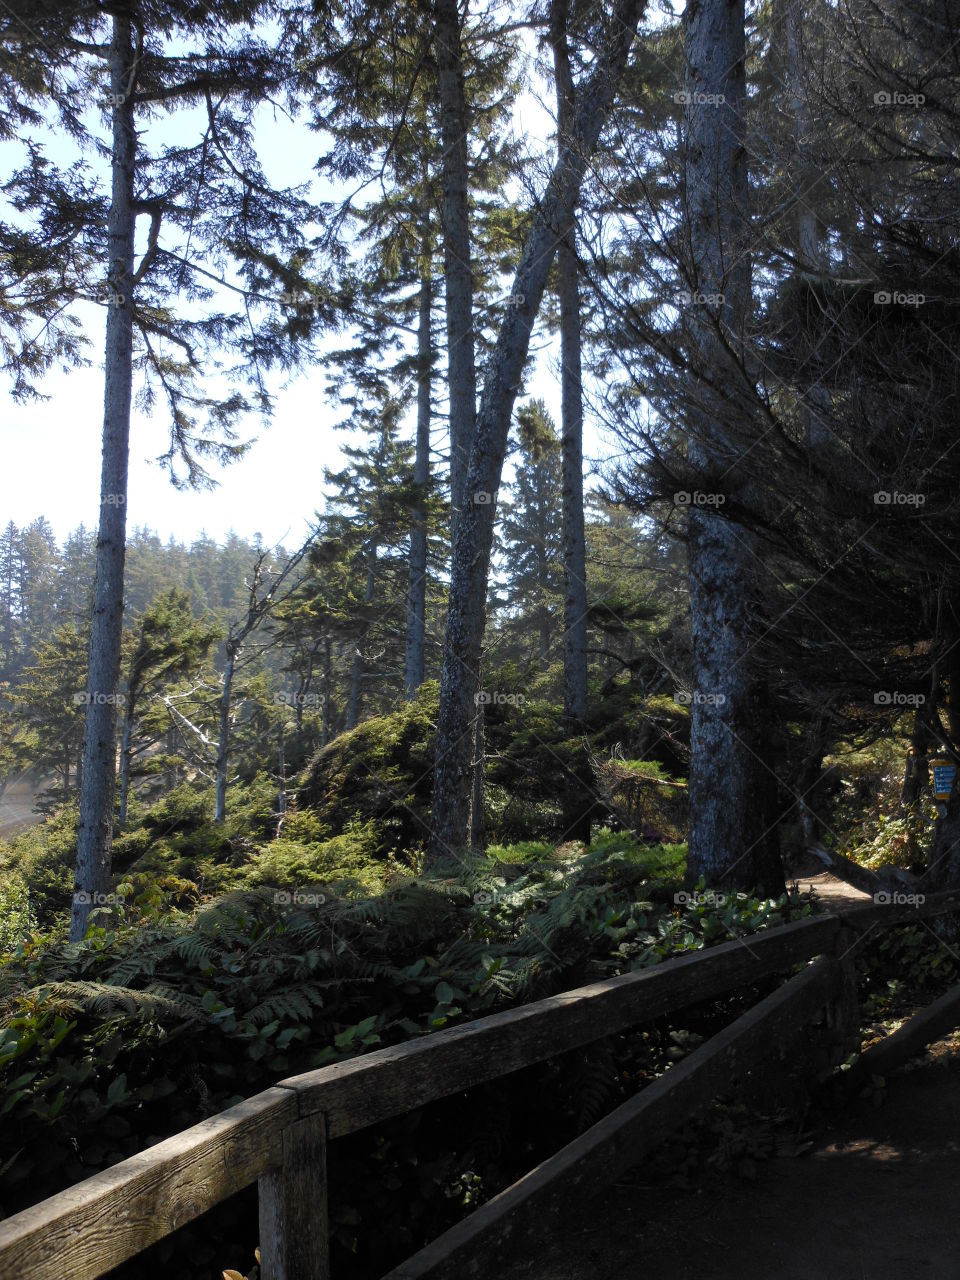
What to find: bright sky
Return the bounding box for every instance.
[0,22,616,550]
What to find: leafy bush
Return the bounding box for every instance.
[0,806,77,929]
[0,824,818,1278]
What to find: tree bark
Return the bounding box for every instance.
[405,254,432,698]
[901,708,931,808]
[434,0,477,544]
[71,14,137,941]
[682,0,784,895]
[428,0,645,861]
[321,637,332,747]
[780,0,832,453]
[553,0,592,844]
[117,688,136,828]
[434,0,485,845]
[347,545,376,731]
[214,647,235,824]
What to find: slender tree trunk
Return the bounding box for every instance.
[277,718,286,816]
[347,653,361,730]
[434,0,476,543]
[214,648,235,824]
[538,605,550,670]
[781,0,831,452]
[682,0,784,896]
[553,0,593,845]
[321,638,332,748]
[428,0,644,860]
[782,0,818,273]
[797,741,825,846]
[405,254,432,699]
[71,14,137,941]
[117,690,136,828]
[347,547,376,731]
[902,708,931,808]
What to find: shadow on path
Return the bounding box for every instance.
[502,1041,960,1279]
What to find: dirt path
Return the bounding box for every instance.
[792,868,871,906]
[502,1039,960,1280]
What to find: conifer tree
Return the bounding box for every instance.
[2,1,326,937]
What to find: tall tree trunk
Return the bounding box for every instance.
[214,648,235,824]
[405,252,432,699]
[71,14,137,941]
[435,0,485,845]
[553,0,592,843]
[780,0,831,452]
[781,0,818,273]
[434,0,477,543]
[428,0,644,861]
[682,0,784,896]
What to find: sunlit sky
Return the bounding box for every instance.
[0,26,615,550]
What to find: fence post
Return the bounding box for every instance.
[826,927,860,1063]
[258,1110,330,1280]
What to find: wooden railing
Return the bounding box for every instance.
[2,892,959,1280]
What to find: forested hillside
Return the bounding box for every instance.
[1,0,959,1277]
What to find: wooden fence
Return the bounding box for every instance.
[2,892,959,1280]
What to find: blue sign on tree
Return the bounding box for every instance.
[932,759,956,801]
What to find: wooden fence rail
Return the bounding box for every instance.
[1,891,958,1280]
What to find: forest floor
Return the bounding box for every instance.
[501,1037,960,1279]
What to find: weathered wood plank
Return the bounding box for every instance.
[287,914,839,1137]
[0,1086,298,1280]
[0,912,837,1280]
[852,980,960,1084]
[380,956,839,1280]
[837,889,960,931]
[259,1111,330,1280]
[825,926,861,1061]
